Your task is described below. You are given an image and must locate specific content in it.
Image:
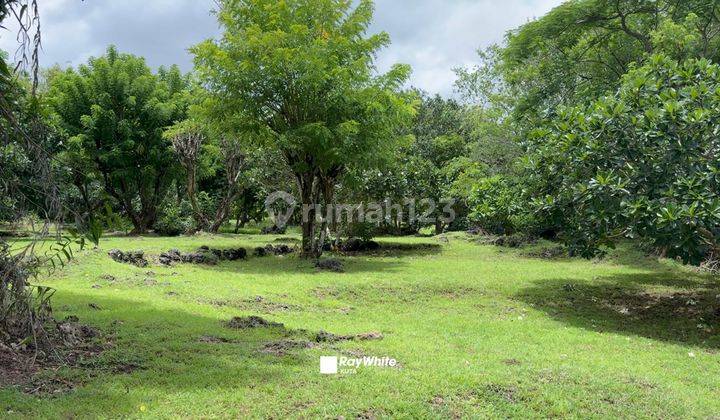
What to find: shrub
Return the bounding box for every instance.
[345,221,376,242]
[525,55,720,263]
[155,200,195,236]
[467,176,530,235]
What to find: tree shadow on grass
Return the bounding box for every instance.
[202,255,409,275]
[199,241,442,275]
[330,241,443,259]
[4,290,322,417]
[516,273,720,349]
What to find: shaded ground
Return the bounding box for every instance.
[517,274,720,349]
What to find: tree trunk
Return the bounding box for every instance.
[314,176,335,257]
[299,173,320,259]
[186,170,209,231]
[234,214,243,234]
[435,218,444,235]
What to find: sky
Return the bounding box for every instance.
[0,0,563,96]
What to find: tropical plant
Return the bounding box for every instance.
[524,55,720,263]
[49,46,188,234]
[192,0,415,257]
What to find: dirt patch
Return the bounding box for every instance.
[206,296,300,313]
[314,330,383,343]
[0,316,108,395]
[481,384,520,404]
[224,316,284,329]
[108,249,148,267]
[315,258,344,272]
[198,335,233,344]
[261,339,315,356]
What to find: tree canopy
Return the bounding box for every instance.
[193,0,416,257]
[49,46,188,233]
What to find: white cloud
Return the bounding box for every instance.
[0,0,563,95]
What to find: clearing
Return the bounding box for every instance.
[1,233,718,418]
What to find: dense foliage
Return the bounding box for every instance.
[49,46,188,233]
[525,56,720,263]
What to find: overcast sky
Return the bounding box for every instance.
[0,0,562,96]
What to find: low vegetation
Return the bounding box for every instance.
[1,233,719,417]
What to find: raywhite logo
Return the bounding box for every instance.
[319,355,397,375]
[319,356,338,374]
[264,191,297,229]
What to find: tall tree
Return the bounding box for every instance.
[500,0,720,122]
[193,0,415,257]
[50,46,187,234]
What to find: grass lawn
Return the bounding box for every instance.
[1,232,719,418]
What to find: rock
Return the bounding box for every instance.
[273,244,293,255]
[315,258,344,273]
[160,247,246,265]
[466,227,485,236]
[108,249,148,267]
[159,249,183,265]
[180,251,218,265]
[340,238,380,252]
[261,225,287,235]
[341,237,364,252]
[255,244,295,256]
[221,248,247,261]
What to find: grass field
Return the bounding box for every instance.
[1,232,719,418]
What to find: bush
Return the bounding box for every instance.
[155,200,195,236]
[524,56,720,263]
[467,176,531,235]
[345,221,376,242]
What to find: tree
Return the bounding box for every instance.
[49,46,188,234]
[524,55,720,264]
[409,94,472,234]
[193,0,415,257]
[500,0,720,122]
[165,120,209,230]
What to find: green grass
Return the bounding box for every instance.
[2,233,719,418]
